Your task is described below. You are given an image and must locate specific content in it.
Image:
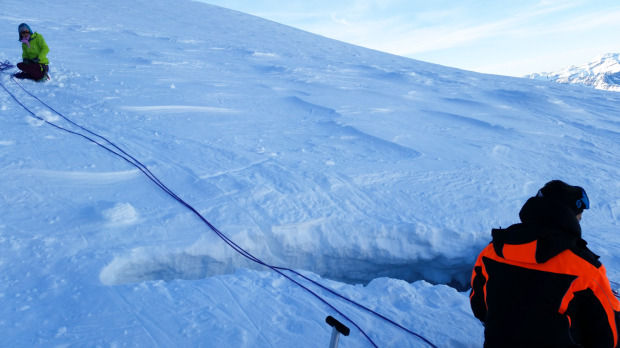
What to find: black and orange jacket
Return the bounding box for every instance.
[470,196,620,347]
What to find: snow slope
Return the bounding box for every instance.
[527,53,620,92]
[1,0,620,347]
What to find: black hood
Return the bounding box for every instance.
[519,196,581,237]
[491,196,585,264]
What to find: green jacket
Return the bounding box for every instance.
[22,32,49,65]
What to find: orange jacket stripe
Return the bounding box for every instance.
[501,240,537,263]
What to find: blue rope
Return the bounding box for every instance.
[1,75,438,348]
[0,60,15,72]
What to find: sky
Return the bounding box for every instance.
[200,0,620,77]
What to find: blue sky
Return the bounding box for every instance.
[200,0,620,77]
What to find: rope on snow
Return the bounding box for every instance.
[0,60,15,72]
[0,74,438,348]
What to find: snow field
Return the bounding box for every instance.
[1,0,620,346]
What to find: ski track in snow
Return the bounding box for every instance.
[13,168,142,185]
[120,105,240,114]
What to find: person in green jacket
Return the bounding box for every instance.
[15,23,50,81]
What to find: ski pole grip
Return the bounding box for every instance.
[326,316,350,336]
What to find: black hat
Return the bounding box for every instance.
[536,180,590,215]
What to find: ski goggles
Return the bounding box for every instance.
[576,188,589,210]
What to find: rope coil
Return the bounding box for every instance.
[0,60,15,72]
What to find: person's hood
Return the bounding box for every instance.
[490,196,582,264]
[18,23,33,41]
[519,196,581,237]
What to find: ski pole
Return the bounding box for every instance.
[326,316,350,348]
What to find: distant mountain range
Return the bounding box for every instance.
[526,53,620,92]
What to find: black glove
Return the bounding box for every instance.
[32,58,40,63]
[23,58,33,64]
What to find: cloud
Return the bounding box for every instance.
[545,7,620,33]
[330,13,349,26]
[309,1,620,58]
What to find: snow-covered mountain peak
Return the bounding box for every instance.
[526,52,620,91]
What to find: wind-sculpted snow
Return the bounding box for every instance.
[1,0,620,346]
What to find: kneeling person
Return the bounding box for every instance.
[15,23,50,81]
